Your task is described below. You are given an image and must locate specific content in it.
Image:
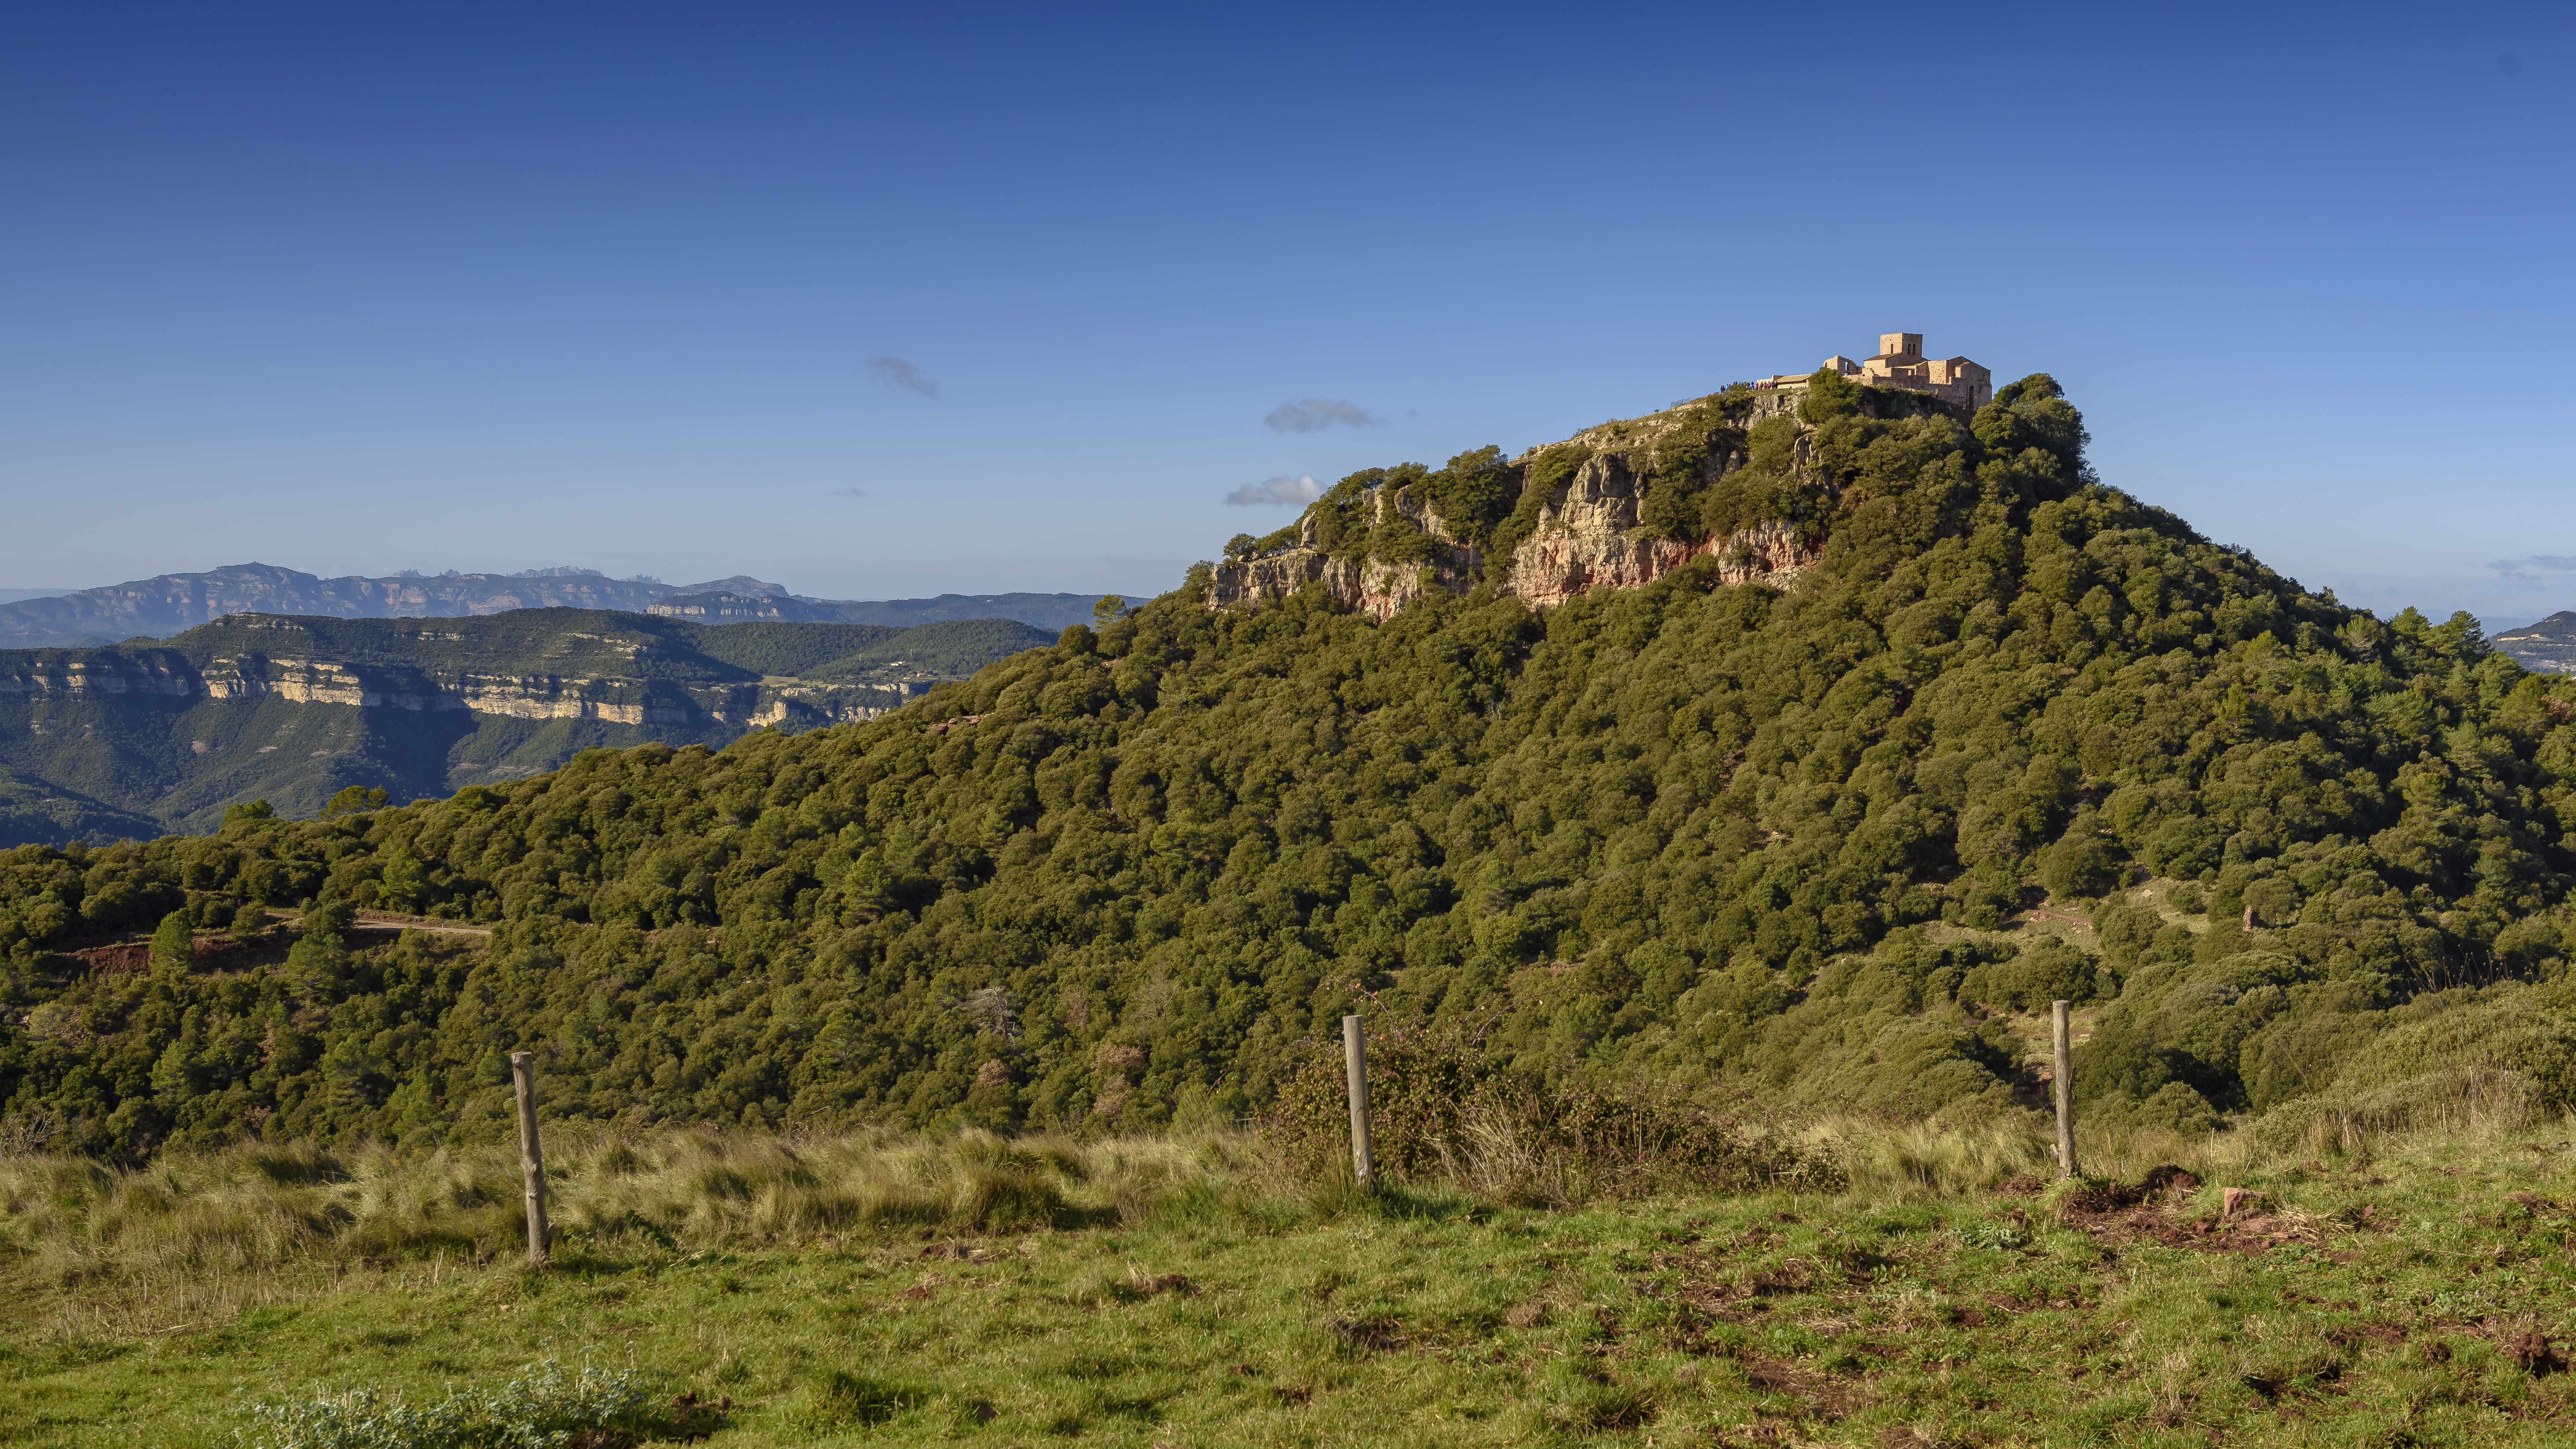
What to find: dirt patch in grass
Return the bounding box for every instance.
[1738,1352,1873,1421]
[2486,1315,2574,1376]
[1747,1259,1818,1294]
[2062,1203,2332,1257]
[2324,1320,2409,1351]
[1637,1251,1785,1326]
[2050,1166,2339,1258]
[1983,1286,2091,1312]
[1330,1314,1405,1353]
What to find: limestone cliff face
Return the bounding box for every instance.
[1500,452,1817,608]
[0,653,910,730]
[1208,401,1821,619]
[0,657,196,698]
[1206,488,1485,621]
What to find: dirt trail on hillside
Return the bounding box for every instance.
[266,908,493,939]
[347,911,492,937]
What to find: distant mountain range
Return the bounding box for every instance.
[0,608,1055,844]
[0,563,1110,647]
[2494,612,2576,675]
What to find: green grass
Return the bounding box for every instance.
[9,1120,2576,1445]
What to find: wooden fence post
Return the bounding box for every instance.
[2051,1001,2078,1178]
[510,1051,550,1267]
[1342,1015,1374,1190]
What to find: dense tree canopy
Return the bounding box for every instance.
[4,376,2573,1161]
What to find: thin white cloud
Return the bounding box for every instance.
[1225,474,1324,507]
[868,356,940,398]
[2490,555,2576,580]
[1264,398,1380,433]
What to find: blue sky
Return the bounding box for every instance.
[3,2,2570,622]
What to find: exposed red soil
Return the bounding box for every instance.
[69,935,254,973]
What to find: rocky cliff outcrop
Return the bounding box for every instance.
[1206,487,1485,620]
[0,652,909,729]
[1209,395,1823,619]
[1497,451,1816,607]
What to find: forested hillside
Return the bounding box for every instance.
[4,373,2574,1163]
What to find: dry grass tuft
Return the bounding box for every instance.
[0,1125,1260,1337]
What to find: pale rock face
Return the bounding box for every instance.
[0,659,196,698]
[1206,485,1487,621]
[1207,437,1819,620]
[0,654,908,731]
[1503,452,1815,608]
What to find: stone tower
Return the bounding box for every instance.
[1755,332,1991,414]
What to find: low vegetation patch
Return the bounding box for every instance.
[5,1112,2576,1445]
[238,1359,656,1449]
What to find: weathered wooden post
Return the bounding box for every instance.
[1342,1015,1374,1190]
[2051,1001,2078,1178]
[510,1051,550,1267]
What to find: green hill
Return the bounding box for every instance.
[2496,611,2576,675]
[3,372,2573,1165]
[802,617,1070,680]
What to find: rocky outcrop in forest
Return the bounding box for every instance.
[1497,452,1816,608]
[1209,388,1825,616]
[1205,487,1487,620]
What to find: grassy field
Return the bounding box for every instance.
[7,1113,2576,1447]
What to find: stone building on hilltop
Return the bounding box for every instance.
[1756,333,1992,414]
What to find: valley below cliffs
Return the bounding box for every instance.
[0,609,1054,843]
